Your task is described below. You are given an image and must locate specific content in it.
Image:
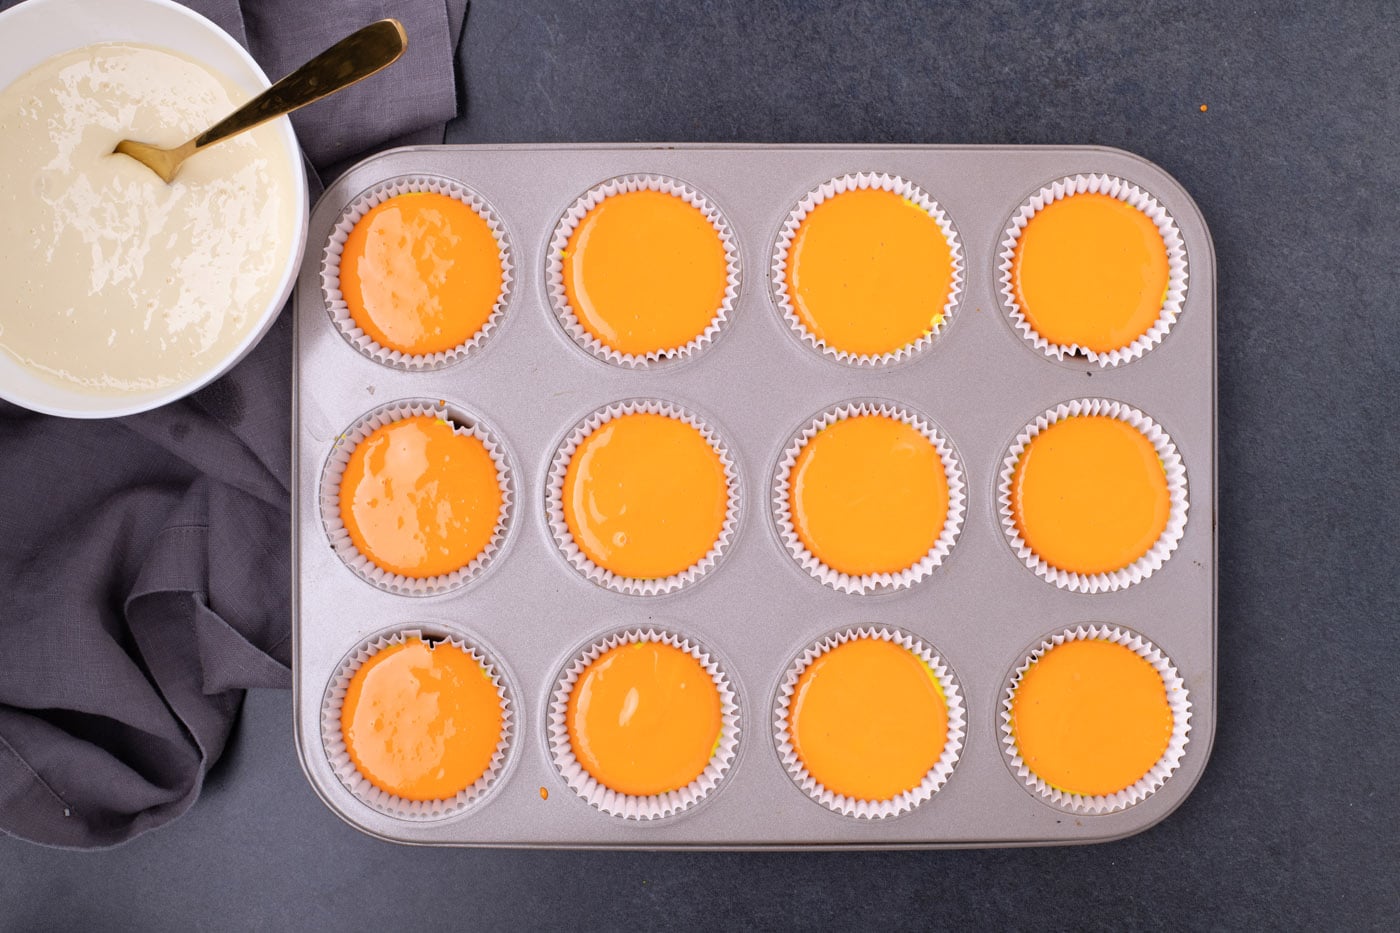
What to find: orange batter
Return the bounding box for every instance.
[788,637,948,801]
[1009,638,1174,797]
[788,414,948,576]
[340,637,504,802]
[1011,192,1170,353]
[566,641,723,797]
[339,415,503,578]
[561,189,728,356]
[1010,415,1170,576]
[562,412,728,580]
[785,187,955,356]
[340,192,504,356]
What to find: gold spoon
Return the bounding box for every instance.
[115,18,408,183]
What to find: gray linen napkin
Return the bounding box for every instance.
[0,0,468,848]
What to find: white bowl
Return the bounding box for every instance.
[0,0,307,419]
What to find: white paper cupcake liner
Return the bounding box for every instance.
[998,173,1188,367]
[320,175,513,370]
[1000,624,1192,814]
[320,399,514,596]
[547,628,741,820]
[770,172,964,367]
[546,174,741,368]
[321,627,514,820]
[773,627,965,819]
[998,398,1188,593]
[546,400,740,595]
[772,401,966,595]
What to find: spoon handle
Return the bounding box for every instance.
[192,18,407,151]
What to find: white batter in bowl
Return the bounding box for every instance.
[0,0,307,418]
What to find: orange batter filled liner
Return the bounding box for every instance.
[321,400,513,596]
[548,629,740,819]
[547,400,739,595]
[772,172,962,365]
[773,401,965,595]
[775,628,964,819]
[547,175,739,367]
[999,398,1187,593]
[322,629,513,819]
[999,174,1187,367]
[323,176,512,369]
[1001,625,1191,813]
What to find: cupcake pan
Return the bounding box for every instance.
[293,145,1215,849]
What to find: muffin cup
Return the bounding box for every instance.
[772,400,966,595]
[771,172,964,367]
[321,627,514,820]
[547,628,741,820]
[320,399,514,596]
[998,397,1188,593]
[320,175,513,370]
[998,173,1188,367]
[1000,624,1192,814]
[774,627,965,819]
[546,174,741,368]
[546,399,740,596]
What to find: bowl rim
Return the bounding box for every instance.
[0,0,308,419]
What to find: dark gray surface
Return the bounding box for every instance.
[3,0,1399,928]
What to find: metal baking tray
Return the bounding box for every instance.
[292,144,1216,848]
